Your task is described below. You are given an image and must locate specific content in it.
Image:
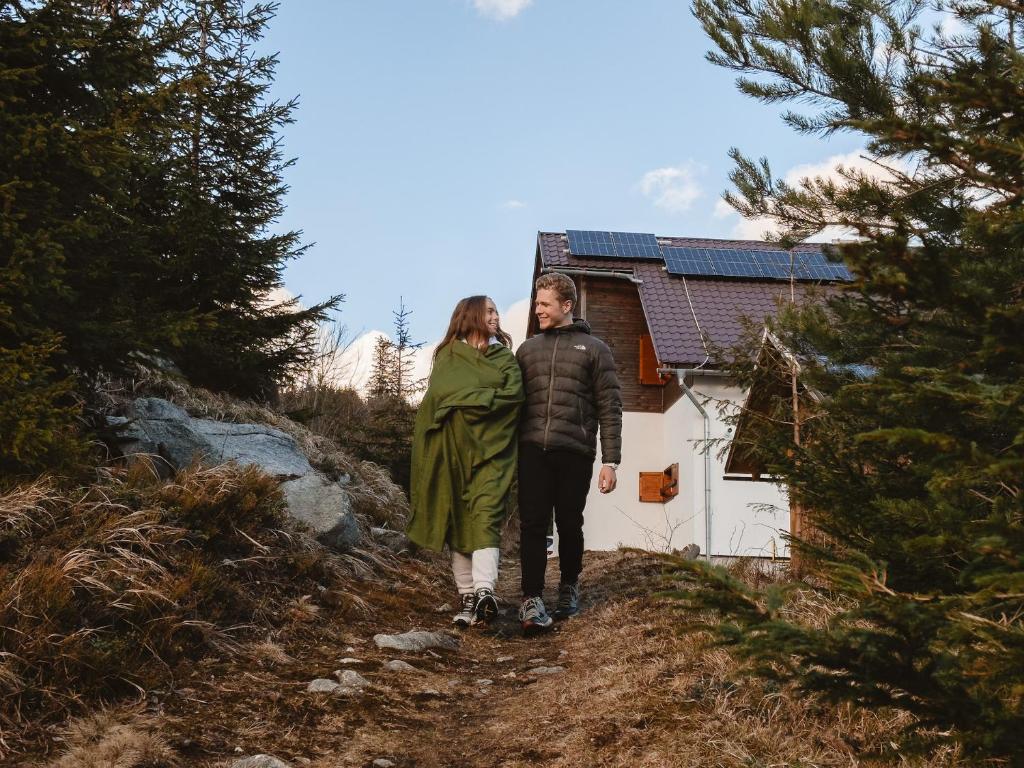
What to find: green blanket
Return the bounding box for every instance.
[406,341,524,552]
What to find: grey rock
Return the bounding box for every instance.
[383,659,419,673]
[528,666,566,676]
[679,543,701,560]
[435,603,453,613]
[281,472,361,552]
[496,656,514,663]
[117,397,312,477]
[332,669,370,691]
[373,760,396,768]
[110,397,364,552]
[527,658,546,664]
[338,657,362,665]
[370,526,410,554]
[373,631,459,652]
[231,757,290,768]
[476,679,493,686]
[307,678,341,694]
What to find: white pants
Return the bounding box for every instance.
[451,548,500,594]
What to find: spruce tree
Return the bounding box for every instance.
[155,0,340,399]
[0,0,175,476]
[674,0,1024,760]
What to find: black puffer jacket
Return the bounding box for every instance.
[515,319,622,464]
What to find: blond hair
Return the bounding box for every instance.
[534,272,577,308]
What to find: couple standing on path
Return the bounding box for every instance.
[406,272,624,635]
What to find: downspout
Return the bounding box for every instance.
[660,367,714,561]
[660,272,715,561]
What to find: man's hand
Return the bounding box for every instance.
[598,465,617,494]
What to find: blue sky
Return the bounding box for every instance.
[262,0,865,349]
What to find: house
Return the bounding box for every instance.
[529,230,851,558]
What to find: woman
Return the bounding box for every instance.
[406,296,524,627]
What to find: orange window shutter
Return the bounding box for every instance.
[639,334,666,386]
[639,472,664,503]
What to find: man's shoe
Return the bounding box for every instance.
[452,592,477,628]
[473,588,499,625]
[519,596,554,635]
[552,581,581,621]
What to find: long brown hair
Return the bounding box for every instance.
[433,295,512,361]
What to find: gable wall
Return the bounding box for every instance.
[577,276,666,414]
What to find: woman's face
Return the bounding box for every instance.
[484,298,500,336]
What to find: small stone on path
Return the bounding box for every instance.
[372,760,396,768]
[231,755,290,768]
[527,658,545,664]
[383,659,418,673]
[476,679,493,686]
[338,657,362,664]
[374,630,458,652]
[496,655,514,663]
[307,678,340,694]
[333,669,370,690]
[435,603,453,613]
[528,666,566,676]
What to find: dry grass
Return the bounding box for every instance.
[45,708,177,768]
[0,459,392,762]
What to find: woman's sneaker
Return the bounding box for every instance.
[518,596,554,635]
[452,592,477,628]
[552,581,580,621]
[474,588,499,625]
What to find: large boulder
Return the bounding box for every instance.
[118,398,313,477]
[112,397,361,552]
[281,472,360,552]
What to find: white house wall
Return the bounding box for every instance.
[580,379,790,557]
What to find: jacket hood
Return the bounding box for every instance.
[545,318,592,335]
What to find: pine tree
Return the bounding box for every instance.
[367,335,395,399]
[674,1,1024,760]
[153,0,341,399]
[0,0,175,477]
[391,298,426,400]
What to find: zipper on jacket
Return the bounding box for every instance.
[542,334,561,449]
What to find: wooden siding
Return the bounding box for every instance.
[578,277,666,414]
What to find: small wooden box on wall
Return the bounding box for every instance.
[639,463,679,503]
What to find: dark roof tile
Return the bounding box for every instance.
[537,231,832,367]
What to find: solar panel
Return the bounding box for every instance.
[612,231,661,259]
[662,247,719,276]
[566,230,662,259]
[566,230,616,257]
[797,251,853,281]
[708,248,765,278]
[752,250,797,279]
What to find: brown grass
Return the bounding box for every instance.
[44,708,177,768]
[0,459,394,762]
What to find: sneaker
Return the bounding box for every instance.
[474,588,499,625]
[552,581,580,621]
[452,592,477,628]
[518,596,554,635]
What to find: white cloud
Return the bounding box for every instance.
[473,0,533,21]
[501,297,530,350]
[500,199,527,210]
[637,163,703,214]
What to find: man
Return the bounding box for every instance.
[515,272,622,634]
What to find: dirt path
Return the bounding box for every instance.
[43,550,928,767]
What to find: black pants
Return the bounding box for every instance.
[518,442,594,598]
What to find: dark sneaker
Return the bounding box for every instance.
[452,592,477,628]
[473,588,499,625]
[518,596,554,635]
[552,581,581,621]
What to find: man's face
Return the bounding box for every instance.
[535,288,572,331]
